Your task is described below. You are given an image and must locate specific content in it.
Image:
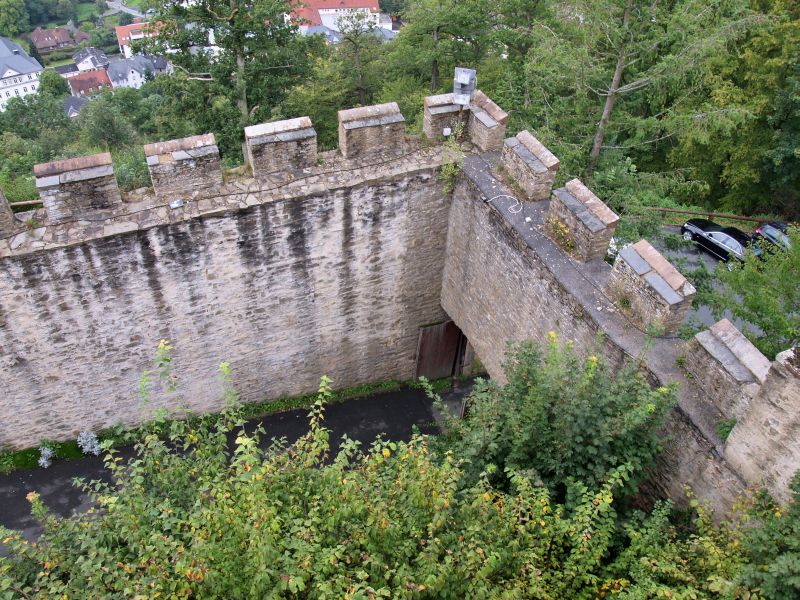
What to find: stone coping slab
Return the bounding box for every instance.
[631,239,689,293]
[470,106,499,128]
[245,117,313,140]
[709,319,771,383]
[471,90,508,125]
[516,131,559,171]
[339,102,403,127]
[552,188,605,233]
[144,133,216,157]
[505,138,547,174]
[34,153,112,178]
[565,178,618,226]
[424,93,457,108]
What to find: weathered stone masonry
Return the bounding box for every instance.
[0,96,797,513]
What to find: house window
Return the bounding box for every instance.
[27,74,32,80]
[23,87,27,92]
[14,89,19,95]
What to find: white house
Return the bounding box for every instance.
[0,37,43,112]
[107,55,171,89]
[74,47,110,72]
[290,0,385,33]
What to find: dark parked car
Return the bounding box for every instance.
[680,218,760,266]
[754,221,791,251]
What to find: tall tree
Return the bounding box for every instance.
[392,0,491,92]
[144,0,318,130]
[0,0,30,36]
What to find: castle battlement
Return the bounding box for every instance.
[0,91,796,513]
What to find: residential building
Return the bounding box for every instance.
[115,21,159,58]
[107,55,171,89]
[63,95,89,118]
[74,47,110,72]
[68,69,112,96]
[0,36,43,112]
[290,0,384,33]
[30,27,88,53]
[54,63,80,79]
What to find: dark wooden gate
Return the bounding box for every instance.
[414,321,464,380]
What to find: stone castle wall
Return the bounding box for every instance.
[0,139,449,448]
[0,94,796,512]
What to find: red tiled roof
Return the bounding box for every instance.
[68,70,112,96]
[30,27,72,50]
[290,0,380,26]
[115,21,159,47]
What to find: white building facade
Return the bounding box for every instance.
[0,37,43,112]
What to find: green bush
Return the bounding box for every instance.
[0,359,750,599]
[433,334,677,497]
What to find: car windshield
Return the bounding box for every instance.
[762,224,791,248]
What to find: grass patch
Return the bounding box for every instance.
[716,418,737,442]
[0,440,84,474]
[0,377,456,474]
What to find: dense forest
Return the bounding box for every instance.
[1,0,797,221]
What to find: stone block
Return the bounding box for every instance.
[500,131,559,202]
[546,178,618,262]
[725,347,800,505]
[338,102,406,159]
[143,133,223,200]
[686,319,769,419]
[245,117,317,179]
[423,93,468,141]
[34,153,122,224]
[608,239,695,333]
[0,186,20,238]
[467,90,508,151]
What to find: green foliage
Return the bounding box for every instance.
[0,0,30,36]
[739,472,800,599]
[78,96,137,149]
[36,68,70,98]
[438,122,464,193]
[704,228,799,359]
[717,418,737,442]
[0,353,752,599]
[434,335,677,497]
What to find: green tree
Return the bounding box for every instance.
[702,228,799,359]
[36,68,70,98]
[0,0,30,36]
[667,0,800,216]
[77,95,136,149]
[145,0,319,133]
[118,11,132,25]
[434,334,677,496]
[391,0,491,92]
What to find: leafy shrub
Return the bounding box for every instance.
[0,366,750,599]
[113,148,152,192]
[434,334,677,497]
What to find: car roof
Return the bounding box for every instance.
[686,218,720,230]
[720,227,751,243]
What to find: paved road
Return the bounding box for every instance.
[0,381,471,544]
[104,0,144,18]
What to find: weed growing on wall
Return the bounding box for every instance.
[545,216,575,253]
[439,122,465,193]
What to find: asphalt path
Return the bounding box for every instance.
[0,381,471,544]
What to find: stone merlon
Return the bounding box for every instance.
[687,318,771,419]
[144,133,222,199]
[143,133,217,158]
[338,102,405,159]
[34,152,113,184]
[245,117,317,179]
[610,239,695,333]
